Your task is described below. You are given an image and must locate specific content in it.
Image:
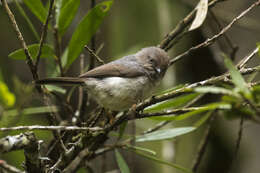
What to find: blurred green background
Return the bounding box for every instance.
[1,0,260,172]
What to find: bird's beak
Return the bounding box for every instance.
[156,67,161,74]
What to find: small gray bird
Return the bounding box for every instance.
[36,47,170,111]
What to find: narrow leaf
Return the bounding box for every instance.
[194,86,240,98]
[257,43,260,57]
[156,84,185,95]
[115,150,130,173]
[23,0,47,23]
[144,93,199,113]
[150,102,231,121]
[224,57,251,99]
[57,0,80,36]
[3,106,58,116]
[14,0,39,40]
[126,145,156,155]
[133,150,192,173]
[135,127,195,142]
[118,121,128,140]
[193,111,212,127]
[189,0,208,31]
[45,85,66,94]
[9,44,54,60]
[65,0,113,69]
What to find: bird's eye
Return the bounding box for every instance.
[148,56,156,65]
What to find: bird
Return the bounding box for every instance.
[35,47,170,111]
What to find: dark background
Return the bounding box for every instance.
[0,0,260,172]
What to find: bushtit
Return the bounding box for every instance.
[36,47,170,111]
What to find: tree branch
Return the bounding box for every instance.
[0,132,44,172]
[169,0,260,66]
[159,0,227,50]
[0,160,24,173]
[35,0,54,68]
[192,113,216,172]
[1,0,38,80]
[0,125,102,132]
[0,132,36,153]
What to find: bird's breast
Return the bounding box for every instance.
[84,76,156,111]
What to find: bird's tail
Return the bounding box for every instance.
[35,77,85,86]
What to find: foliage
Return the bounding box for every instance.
[1,0,260,172]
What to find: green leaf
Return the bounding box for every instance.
[9,44,54,60]
[150,102,231,121]
[57,0,80,36]
[135,127,195,142]
[0,81,16,108]
[156,84,185,95]
[257,43,260,57]
[144,93,199,113]
[45,85,66,94]
[126,145,156,155]
[2,106,58,116]
[251,84,260,103]
[224,107,255,120]
[14,0,39,41]
[133,150,192,173]
[65,0,113,69]
[193,111,212,127]
[224,57,252,99]
[194,86,240,98]
[115,150,130,173]
[118,121,128,140]
[23,0,47,23]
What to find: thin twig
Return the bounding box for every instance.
[136,107,203,119]
[88,0,97,70]
[35,0,55,67]
[143,94,205,134]
[135,66,260,112]
[84,45,105,64]
[76,54,88,124]
[192,112,216,172]
[13,0,39,41]
[54,27,64,76]
[0,160,24,173]
[88,108,104,127]
[243,97,260,117]
[238,47,259,69]
[159,0,227,50]
[226,115,244,173]
[170,0,260,66]
[1,0,38,80]
[209,10,238,60]
[49,154,63,172]
[63,148,91,173]
[143,121,170,134]
[107,64,260,131]
[57,132,68,153]
[0,125,103,132]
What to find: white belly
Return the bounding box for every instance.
[84,76,155,111]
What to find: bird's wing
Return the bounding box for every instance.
[79,55,145,78]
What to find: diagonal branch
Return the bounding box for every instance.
[192,113,216,172]
[0,125,103,132]
[35,0,55,68]
[169,0,260,66]
[1,0,38,80]
[159,0,227,50]
[0,160,24,173]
